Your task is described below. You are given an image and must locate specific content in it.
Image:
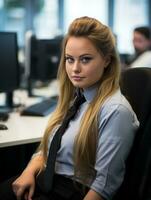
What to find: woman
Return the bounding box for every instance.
[0,16,139,200]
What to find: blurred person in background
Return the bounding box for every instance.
[127,26,151,68]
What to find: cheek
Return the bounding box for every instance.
[83,70,103,88]
[94,71,103,82]
[87,66,104,80]
[65,65,72,80]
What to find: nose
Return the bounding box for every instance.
[72,60,81,73]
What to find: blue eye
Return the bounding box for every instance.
[80,57,92,64]
[65,56,74,64]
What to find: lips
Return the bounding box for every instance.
[71,76,84,81]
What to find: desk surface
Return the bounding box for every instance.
[0,80,58,148]
[0,112,49,148]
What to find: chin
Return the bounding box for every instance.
[72,82,85,88]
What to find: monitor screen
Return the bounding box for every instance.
[30,38,62,81]
[0,32,20,109]
[26,35,62,97]
[0,32,20,92]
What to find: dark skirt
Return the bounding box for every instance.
[0,174,89,200]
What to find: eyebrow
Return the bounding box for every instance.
[65,53,93,58]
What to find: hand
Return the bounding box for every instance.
[83,189,103,200]
[12,170,35,200]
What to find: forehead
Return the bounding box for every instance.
[65,36,98,55]
[134,31,147,41]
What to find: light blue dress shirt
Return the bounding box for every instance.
[35,85,139,200]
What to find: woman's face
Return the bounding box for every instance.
[65,37,108,89]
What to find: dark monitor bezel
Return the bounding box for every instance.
[0,31,20,93]
[27,36,62,97]
[0,31,20,110]
[29,37,62,82]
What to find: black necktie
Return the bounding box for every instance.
[42,92,86,193]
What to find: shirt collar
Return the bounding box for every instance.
[82,83,99,103]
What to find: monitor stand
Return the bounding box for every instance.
[0,92,21,112]
[27,78,45,98]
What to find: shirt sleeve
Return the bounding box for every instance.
[90,104,139,200]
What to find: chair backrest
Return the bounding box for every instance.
[120,67,151,125]
[114,67,151,200]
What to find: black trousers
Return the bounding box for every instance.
[0,174,89,200]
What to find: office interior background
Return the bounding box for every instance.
[0,0,150,52]
[0,0,150,78]
[0,0,150,89]
[0,0,151,186]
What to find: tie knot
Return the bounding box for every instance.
[66,93,86,121]
[74,93,86,107]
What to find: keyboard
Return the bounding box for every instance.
[20,96,58,117]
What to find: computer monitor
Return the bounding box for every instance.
[25,33,62,97]
[0,32,20,111]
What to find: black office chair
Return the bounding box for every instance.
[120,67,151,124]
[114,67,151,200]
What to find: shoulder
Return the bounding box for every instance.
[98,89,139,134]
[98,89,139,141]
[131,50,151,68]
[100,89,136,119]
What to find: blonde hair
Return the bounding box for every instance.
[38,16,120,184]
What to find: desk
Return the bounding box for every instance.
[0,112,49,147]
[0,81,59,181]
[0,80,59,148]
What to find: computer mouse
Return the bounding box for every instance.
[0,124,8,130]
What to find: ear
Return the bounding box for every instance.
[104,56,111,68]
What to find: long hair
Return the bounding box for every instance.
[38,16,121,183]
